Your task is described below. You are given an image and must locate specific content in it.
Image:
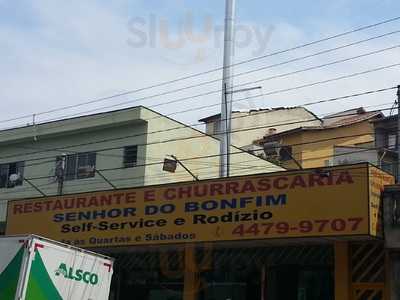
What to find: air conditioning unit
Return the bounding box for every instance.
[263,141,281,157]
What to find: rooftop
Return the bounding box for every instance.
[0,106,147,145]
[371,114,398,123]
[198,106,319,123]
[257,107,383,142]
[322,108,383,127]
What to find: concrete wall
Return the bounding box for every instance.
[203,108,321,148]
[142,109,283,186]
[333,146,379,166]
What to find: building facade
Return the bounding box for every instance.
[4,163,394,300]
[199,107,321,149]
[0,106,282,227]
[1,105,396,300]
[372,115,399,177]
[256,108,383,169]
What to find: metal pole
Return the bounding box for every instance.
[224,83,230,178]
[95,169,117,189]
[24,178,46,197]
[171,155,199,181]
[397,85,400,182]
[220,0,236,178]
[57,154,66,195]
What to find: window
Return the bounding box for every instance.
[279,146,293,161]
[0,161,24,188]
[123,146,138,168]
[58,152,96,181]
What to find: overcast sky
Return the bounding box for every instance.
[1,0,400,130]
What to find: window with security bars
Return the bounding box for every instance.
[56,152,96,180]
[123,146,138,168]
[0,161,24,188]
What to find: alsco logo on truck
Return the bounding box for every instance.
[55,263,99,285]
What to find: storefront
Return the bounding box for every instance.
[5,163,393,300]
[111,242,335,300]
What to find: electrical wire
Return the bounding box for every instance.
[27,30,400,125]
[0,89,396,166]
[30,44,400,128]
[17,59,399,146]
[0,163,392,201]
[0,59,398,160]
[0,108,390,191]
[3,16,400,126]
[16,121,398,183]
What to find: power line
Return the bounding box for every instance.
[0,159,289,198]
[8,124,390,191]
[2,16,400,126]
[1,107,397,196]
[30,30,400,125]
[0,163,392,200]
[33,55,400,137]
[21,151,275,181]
[0,90,396,166]
[3,105,387,175]
[0,158,392,197]
[15,117,397,182]
[29,39,400,128]
[231,44,400,93]
[40,158,283,189]
[149,61,400,111]
[1,52,398,146]
[0,95,396,197]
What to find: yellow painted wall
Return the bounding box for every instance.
[280,121,375,169]
[277,133,304,170]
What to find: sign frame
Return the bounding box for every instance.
[5,163,393,248]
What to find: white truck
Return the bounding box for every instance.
[0,235,114,300]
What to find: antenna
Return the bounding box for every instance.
[230,86,262,111]
[32,114,38,141]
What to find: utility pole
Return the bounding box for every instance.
[397,85,400,182]
[220,0,236,178]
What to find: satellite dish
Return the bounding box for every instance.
[9,173,21,183]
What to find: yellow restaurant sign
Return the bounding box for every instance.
[6,163,393,248]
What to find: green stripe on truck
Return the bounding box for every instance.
[0,246,24,300]
[25,251,62,300]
